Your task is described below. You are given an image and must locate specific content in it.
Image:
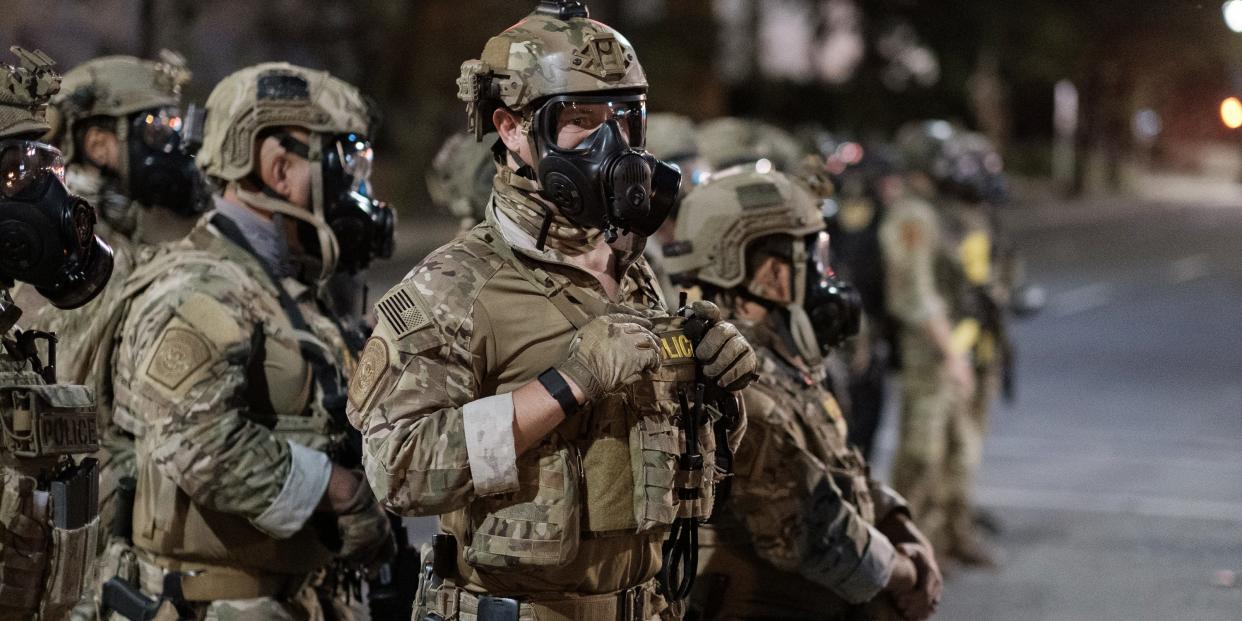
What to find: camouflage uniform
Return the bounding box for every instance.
[665,168,906,620]
[16,51,194,548]
[105,63,392,620]
[349,171,729,619]
[936,197,1003,547]
[0,47,103,621]
[427,132,497,233]
[879,194,969,554]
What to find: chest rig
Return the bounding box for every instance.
[0,299,101,618]
[459,227,732,580]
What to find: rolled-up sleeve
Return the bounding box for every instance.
[462,393,519,496]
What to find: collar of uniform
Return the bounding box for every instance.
[186,210,282,301]
[211,194,292,278]
[487,196,655,305]
[753,309,823,383]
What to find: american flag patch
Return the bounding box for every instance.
[376,286,431,339]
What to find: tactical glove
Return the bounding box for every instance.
[689,300,758,392]
[335,476,396,572]
[557,312,662,401]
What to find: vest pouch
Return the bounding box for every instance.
[463,436,580,569]
[674,402,720,521]
[627,319,707,531]
[38,516,99,620]
[827,448,875,524]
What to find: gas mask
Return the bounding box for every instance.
[234,131,394,284]
[0,140,113,309]
[529,94,681,241]
[745,232,861,363]
[804,231,861,351]
[127,107,211,215]
[318,133,394,274]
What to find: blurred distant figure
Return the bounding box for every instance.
[823,141,907,461]
[891,120,1007,567]
[426,131,497,233]
[645,112,711,301]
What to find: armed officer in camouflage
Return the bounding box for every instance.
[347,2,756,619]
[0,47,114,620]
[666,169,942,621]
[9,56,211,616]
[883,120,994,568]
[892,121,1014,566]
[105,62,396,620]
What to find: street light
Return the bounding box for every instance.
[1220,97,1242,129]
[1224,0,1242,33]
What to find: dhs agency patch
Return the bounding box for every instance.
[145,327,212,391]
[349,337,390,410]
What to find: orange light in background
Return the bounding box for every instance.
[1221,97,1242,129]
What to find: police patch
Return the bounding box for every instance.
[146,327,212,391]
[349,337,389,409]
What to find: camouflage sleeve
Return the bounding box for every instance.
[868,481,911,523]
[346,279,509,517]
[731,386,897,604]
[880,199,947,327]
[120,268,330,539]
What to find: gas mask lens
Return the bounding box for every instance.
[135,108,184,153]
[321,133,394,274]
[335,133,374,195]
[0,140,65,201]
[804,231,862,351]
[544,97,646,150]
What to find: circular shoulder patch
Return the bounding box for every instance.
[348,337,390,410]
[145,327,213,391]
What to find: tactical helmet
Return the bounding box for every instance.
[426,132,497,228]
[896,120,1006,203]
[645,112,698,163]
[49,51,189,161]
[457,1,648,139]
[199,63,390,282]
[696,118,805,173]
[198,62,373,182]
[0,47,60,139]
[665,168,823,291]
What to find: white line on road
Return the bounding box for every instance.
[977,486,1242,523]
[1169,253,1211,284]
[1052,282,1116,317]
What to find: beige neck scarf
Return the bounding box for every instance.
[492,165,602,256]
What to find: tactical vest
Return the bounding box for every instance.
[456,226,722,572]
[117,225,351,577]
[0,345,100,618]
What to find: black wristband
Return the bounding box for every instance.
[538,368,579,416]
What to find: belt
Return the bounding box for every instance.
[136,552,311,602]
[435,580,661,621]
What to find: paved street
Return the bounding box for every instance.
[873,194,1242,620]
[368,190,1242,620]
